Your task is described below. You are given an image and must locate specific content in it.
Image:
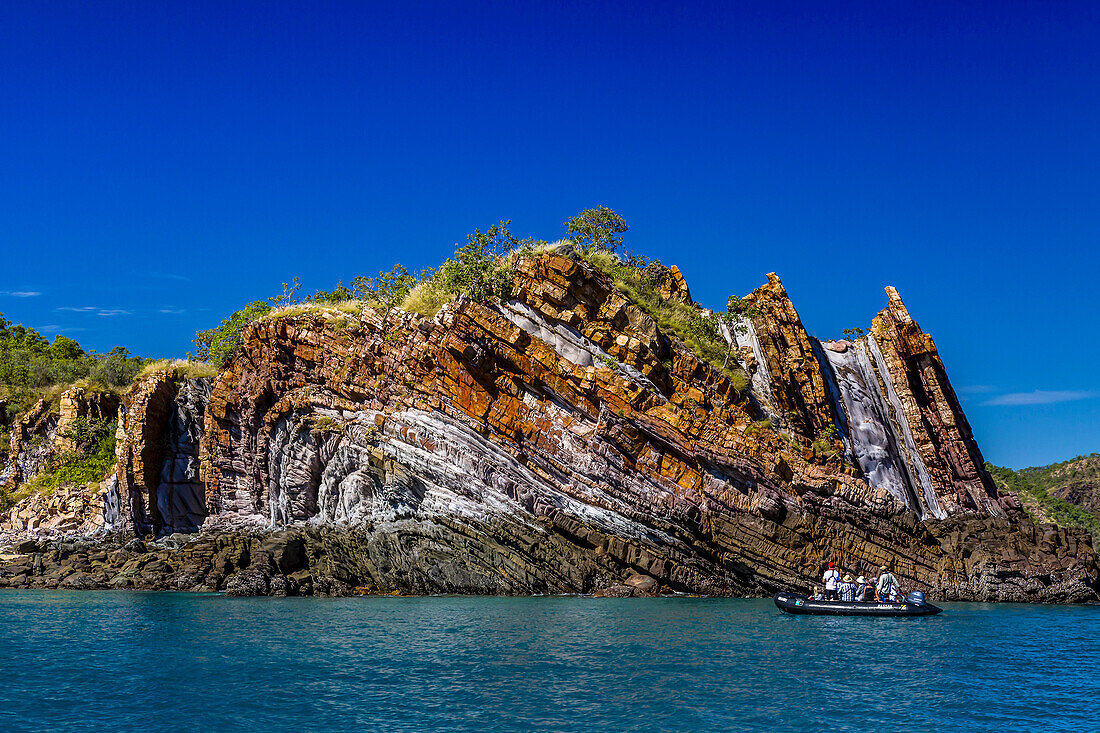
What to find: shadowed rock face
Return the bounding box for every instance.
[869,288,1004,516]
[3,251,1096,601]
[4,400,58,490]
[178,251,1093,601]
[114,372,211,536]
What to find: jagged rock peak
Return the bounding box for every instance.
[2,252,1096,602]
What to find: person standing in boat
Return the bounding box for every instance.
[876,565,902,601]
[822,562,840,600]
[838,574,857,602]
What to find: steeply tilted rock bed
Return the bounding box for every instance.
[1,250,1096,601]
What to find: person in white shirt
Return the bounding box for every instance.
[822,561,840,600]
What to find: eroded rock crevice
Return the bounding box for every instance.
[1,251,1095,602]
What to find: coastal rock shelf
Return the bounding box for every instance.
[1,249,1096,601]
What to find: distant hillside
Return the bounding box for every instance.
[988,455,1100,542]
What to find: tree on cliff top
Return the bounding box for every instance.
[565,206,629,254]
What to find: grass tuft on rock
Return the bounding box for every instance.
[577,250,750,393]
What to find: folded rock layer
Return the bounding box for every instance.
[2,249,1096,601]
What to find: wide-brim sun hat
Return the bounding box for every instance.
[843,574,853,582]
[857,576,866,584]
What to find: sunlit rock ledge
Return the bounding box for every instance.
[2,249,1096,602]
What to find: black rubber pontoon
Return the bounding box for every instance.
[773,592,943,617]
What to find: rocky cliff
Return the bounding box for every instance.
[1,248,1096,601]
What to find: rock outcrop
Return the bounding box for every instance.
[54,388,120,453]
[114,368,211,536]
[4,482,105,534]
[739,273,837,438]
[870,288,1003,516]
[3,399,57,489]
[2,250,1096,602]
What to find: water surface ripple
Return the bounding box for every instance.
[1,592,1097,732]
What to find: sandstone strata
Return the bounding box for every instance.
[869,288,1003,516]
[741,273,837,437]
[54,388,120,452]
[4,482,105,534]
[1,250,1096,602]
[114,368,210,535]
[3,399,57,489]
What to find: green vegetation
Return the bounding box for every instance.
[22,417,117,497]
[400,220,519,318]
[577,249,750,391]
[565,206,629,254]
[352,265,420,312]
[596,354,621,371]
[0,314,146,420]
[194,276,364,367]
[309,414,345,434]
[841,327,867,340]
[194,207,756,395]
[988,456,1100,542]
[743,420,772,437]
[194,299,273,367]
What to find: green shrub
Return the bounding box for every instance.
[194,300,273,367]
[24,417,117,495]
[744,419,773,436]
[988,460,1100,542]
[397,221,517,318]
[565,206,629,254]
[437,221,516,301]
[0,315,146,417]
[596,354,621,370]
[309,414,345,434]
[577,250,749,392]
[352,265,420,311]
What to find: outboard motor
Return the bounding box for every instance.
[906,590,926,606]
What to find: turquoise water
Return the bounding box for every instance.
[0,592,1097,732]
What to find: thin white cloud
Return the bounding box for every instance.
[982,391,1098,406]
[957,385,996,395]
[56,306,132,316]
[159,308,187,314]
[55,303,131,314]
[1,290,41,297]
[39,325,87,333]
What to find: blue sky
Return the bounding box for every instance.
[1,1,1098,468]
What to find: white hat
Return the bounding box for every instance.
[856,575,866,584]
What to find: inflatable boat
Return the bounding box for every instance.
[773,591,942,617]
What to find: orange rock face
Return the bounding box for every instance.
[741,273,838,438]
[2,250,1091,601]
[54,388,120,453]
[181,251,1094,600]
[869,288,1003,515]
